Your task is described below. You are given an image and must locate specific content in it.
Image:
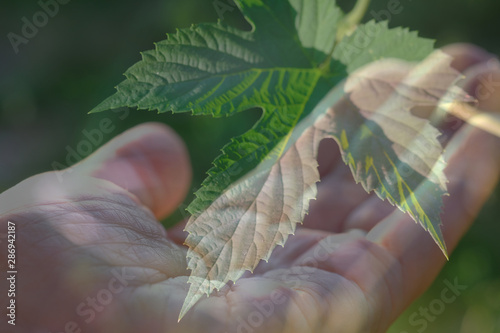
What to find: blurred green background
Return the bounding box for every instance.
[1,0,499,331]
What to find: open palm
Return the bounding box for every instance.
[1,44,499,333]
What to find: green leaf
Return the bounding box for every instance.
[90,0,465,321]
[91,0,346,217]
[333,20,435,73]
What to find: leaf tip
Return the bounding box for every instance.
[178,284,205,322]
[431,224,448,260]
[88,106,105,114]
[439,236,449,260]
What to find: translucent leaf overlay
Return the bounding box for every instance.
[89,0,471,320]
[180,50,470,318]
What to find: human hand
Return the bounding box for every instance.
[1,44,499,333]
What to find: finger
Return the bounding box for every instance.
[439,44,500,137]
[74,122,192,220]
[317,138,342,178]
[303,160,371,232]
[365,51,500,314]
[460,60,500,113]
[368,124,500,313]
[166,219,189,246]
[441,43,496,72]
[411,44,495,142]
[342,194,395,231]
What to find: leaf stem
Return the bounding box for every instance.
[320,0,371,73]
[336,0,372,42]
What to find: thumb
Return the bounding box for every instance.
[75,122,192,220]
